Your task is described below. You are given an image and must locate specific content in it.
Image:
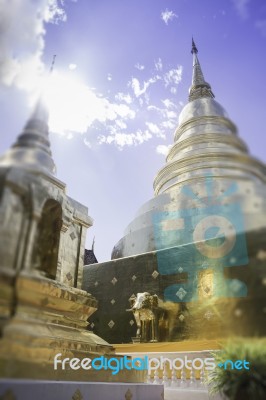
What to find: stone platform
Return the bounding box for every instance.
[0,380,164,400]
[115,341,222,400]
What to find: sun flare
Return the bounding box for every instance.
[43,71,106,135]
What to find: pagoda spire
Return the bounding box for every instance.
[189,38,214,102]
[0,62,56,175]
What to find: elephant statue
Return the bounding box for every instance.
[127,292,182,342]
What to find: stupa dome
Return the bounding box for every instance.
[178,97,228,126]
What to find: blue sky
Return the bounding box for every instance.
[0,0,265,261]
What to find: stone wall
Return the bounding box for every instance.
[83,229,266,344]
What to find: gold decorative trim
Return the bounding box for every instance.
[125,389,133,400]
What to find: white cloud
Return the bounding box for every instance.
[155,58,163,71]
[147,104,178,121]
[164,66,183,87]
[130,78,149,97]
[161,9,177,25]
[162,99,176,109]
[0,0,68,91]
[231,0,250,20]
[84,138,92,148]
[99,129,152,149]
[45,71,136,136]
[102,101,135,122]
[129,76,160,97]
[135,63,145,71]
[156,144,171,156]
[45,64,181,147]
[66,132,73,140]
[115,92,133,104]
[161,120,176,130]
[0,1,185,152]
[143,92,150,105]
[69,63,77,70]
[147,105,163,113]
[146,122,160,135]
[115,119,127,130]
[42,54,183,150]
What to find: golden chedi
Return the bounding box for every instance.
[84,40,266,345]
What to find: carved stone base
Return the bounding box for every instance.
[0,380,164,400]
[0,273,145,383]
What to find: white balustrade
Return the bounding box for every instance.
[116,350,214,390]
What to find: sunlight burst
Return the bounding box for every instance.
[43,71,106,135]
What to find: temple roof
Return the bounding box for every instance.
[84,249,98,265]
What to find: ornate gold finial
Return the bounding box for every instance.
[125,388,133,400]
[49,54,56,74]
[191,37,198,54]
[189,38,214,101]
[72,389,83,400]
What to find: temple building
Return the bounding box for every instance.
[0,92,144,385]
[83,40,266,344]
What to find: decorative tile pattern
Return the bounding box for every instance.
[125,389,133,400]
[231,280,243,293]
[234,308,242,317]
[70,231,77,240]
[204,310,213,320]
[204,286,211,294]
[66,272,72,281]
[152,270,159,279]
[108,320,115,328]
[72,389,83,400]
[111,277,118,285]
[176,287,187,300]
